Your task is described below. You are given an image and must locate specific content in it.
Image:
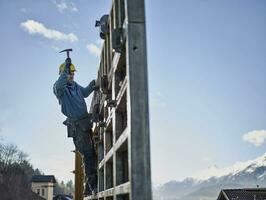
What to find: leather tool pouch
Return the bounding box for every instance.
[76,116,93,132]
[63,119,75,138]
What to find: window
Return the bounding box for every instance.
[42,189,45,196]
[37,189,40,195]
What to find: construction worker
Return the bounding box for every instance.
[53,57,98,195]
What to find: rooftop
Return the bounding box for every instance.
[31,175,56,183]
[218,188,266,200]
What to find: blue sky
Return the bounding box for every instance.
[0,0,265,184]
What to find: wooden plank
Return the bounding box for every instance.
[116,77,127,105]
[116,182,130,195]
[83,182,130,200]
[75,151,84,200]
[115,128,128,151]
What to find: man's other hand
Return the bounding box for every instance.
[89,80,99,91]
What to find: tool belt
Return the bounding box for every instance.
[63,114,93,138]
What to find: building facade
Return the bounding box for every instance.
[31,175,56,200]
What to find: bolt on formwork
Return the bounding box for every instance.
[84,0,151,200]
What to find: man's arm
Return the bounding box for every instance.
[80,80,98,98]
[53,61,70,98]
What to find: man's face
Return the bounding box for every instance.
[67,71,75,84]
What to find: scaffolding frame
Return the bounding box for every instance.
[84,0,151,199]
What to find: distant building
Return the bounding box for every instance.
[31,175,56,200]
[31,191,46,200]
[217,188,266,200]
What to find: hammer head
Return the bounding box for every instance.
[59,48,73,58]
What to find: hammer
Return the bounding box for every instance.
[59,48,72,59]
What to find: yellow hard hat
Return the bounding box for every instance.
[59,63,76,74]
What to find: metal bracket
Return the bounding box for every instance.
[112,28,123,53]
[106,99,117,108]
[99,121,106,128]
[100,75,109,95]
[95,15,109,40]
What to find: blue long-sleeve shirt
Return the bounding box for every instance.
[53,68,94,121]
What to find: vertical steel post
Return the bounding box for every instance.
[125,0,152,199]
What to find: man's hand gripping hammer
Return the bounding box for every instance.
[59,48,72,73]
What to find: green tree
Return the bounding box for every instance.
[66,180,74,193]
[0,140,43,199]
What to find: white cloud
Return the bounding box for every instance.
[51,45,60,51]
[86,43,101,57]
[20,8,27,13]
[69,3,78,12]
[53,0,78,13]
[242,130,266,146]
[21,20,78,42]
[57,1,67,12]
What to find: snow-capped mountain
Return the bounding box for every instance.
[153,153,266,200]
[192,153,266,181]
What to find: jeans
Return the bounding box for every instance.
[72,122,97,192]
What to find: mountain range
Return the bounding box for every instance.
[153,153,266,200]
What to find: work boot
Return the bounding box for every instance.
[91,183,98,194]
[88,174,98,194]
[84,189,92,196]
[84,183,93,196]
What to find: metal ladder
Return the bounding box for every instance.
[77,0,151,199]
